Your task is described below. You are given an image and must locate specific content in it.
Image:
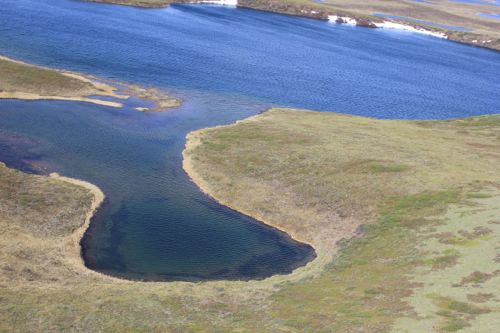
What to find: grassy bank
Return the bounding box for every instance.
[1,109,499,332]
[0,55,181,111]
[85,0,500,50]
[0,56,125,107]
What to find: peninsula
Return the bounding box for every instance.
[0,55,181,111]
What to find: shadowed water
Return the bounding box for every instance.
[0,0,499,281]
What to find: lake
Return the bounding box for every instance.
[0,0,499,281]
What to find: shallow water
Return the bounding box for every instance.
[0,0,499,281]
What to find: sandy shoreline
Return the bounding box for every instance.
[0,92,123,108]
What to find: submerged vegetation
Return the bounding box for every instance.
[1,108,499,331]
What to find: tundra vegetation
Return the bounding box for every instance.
[1,108,499,332]
[0,56,180,110]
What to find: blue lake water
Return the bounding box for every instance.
[0,0,499,281]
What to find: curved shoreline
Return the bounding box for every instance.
[47,173,120,281]
[181,119,363,282]
[48,166,329,284]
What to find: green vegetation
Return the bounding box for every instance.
[1,108,499,331]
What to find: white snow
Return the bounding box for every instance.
[374,21,447,39]
[328,15,448,39]
[198,0,238,6]
[328,15,357,26]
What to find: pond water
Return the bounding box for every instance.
[0,0,499,281]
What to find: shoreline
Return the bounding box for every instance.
[47,173,117,280]
[0,55,126,108]
[182,120,364,281]
[85,0,500,51]
[0,92,123,108]
[180,108,500,287]
[47,164,332,284]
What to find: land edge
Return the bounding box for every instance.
[0,55,125,108]
[0,54,182,111]
[84,0,500,51]
[46,173,123,281]
[181,110,364,283]
[181,108,500,288]
[27,164,338,285]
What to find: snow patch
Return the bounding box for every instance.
[328,15,357,26]
[374,21,447,39]
[198,0,238,6]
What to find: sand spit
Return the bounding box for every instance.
[0,92,123,108]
